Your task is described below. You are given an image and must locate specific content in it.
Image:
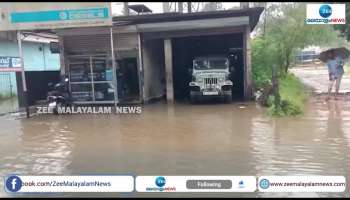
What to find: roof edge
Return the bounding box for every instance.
[113,7,264,32]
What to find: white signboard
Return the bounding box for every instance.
[0,2,112,31]
[0,56,22,72]
[306,4,346,24]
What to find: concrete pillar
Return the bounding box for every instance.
[138,33,145,103]
[187,2,192,13]
[58,36,65,76]
[123,2,129,16]
[178,2,183,13]
[244,25,252,100]
[164,39,174,103]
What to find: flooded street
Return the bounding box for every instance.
[0,98,350,197]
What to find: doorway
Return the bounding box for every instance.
[116,57,140,103]
[172,33,244,101]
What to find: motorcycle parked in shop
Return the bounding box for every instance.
[47,76,73,115]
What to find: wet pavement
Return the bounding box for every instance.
[290,65,350,94]
[0,98,350,197]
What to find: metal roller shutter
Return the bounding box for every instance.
[63,33,138,54]
[63,34,111,54]
[113,33,138,50]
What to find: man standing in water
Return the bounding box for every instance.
[326,50,345,100]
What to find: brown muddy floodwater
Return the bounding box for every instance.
[0,97,350,198]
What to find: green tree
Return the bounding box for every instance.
[258,3,343,74]
[252,3,347,116]
[334,2,350,41]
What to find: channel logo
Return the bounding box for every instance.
[5,175,22,192]
[259,179,270,190]
[306,4,346,24]
[155,176,166,187]
[145,176,176,192]
[319,4,332,18]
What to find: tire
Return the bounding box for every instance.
[224,93,232,103]
[190,95,197,104]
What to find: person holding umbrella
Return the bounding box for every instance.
[326,50,344,100]
[320,47,349,101]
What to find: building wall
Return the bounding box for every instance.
[243,25,252,100]
[0,72,16,97]
[0,40,60,96]
[142,39,166,102]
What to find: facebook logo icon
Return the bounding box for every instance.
[5,175,22,192]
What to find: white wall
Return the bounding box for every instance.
[142,39,165,102]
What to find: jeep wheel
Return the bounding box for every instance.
[224,94,232,103]
[190,95,197,104]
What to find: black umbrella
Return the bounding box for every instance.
[319,47,350,63]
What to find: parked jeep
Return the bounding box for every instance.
[189,56,233,103]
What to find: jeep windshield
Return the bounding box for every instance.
[194,58,228,70]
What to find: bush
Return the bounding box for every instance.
[268,101,285,117]
[252,36,281,106]
[266,95,274,107]
[252,36,308,117]
[269,74,308,117]
[251,37,278,88]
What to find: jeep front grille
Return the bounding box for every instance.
[204,78,218,86]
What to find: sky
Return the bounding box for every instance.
[112,2,241,15]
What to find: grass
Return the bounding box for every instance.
[268,73,308,117]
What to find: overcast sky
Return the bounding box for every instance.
[112,2,241,15]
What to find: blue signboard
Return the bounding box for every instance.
[10,7,109,23]
[1,3,112,31]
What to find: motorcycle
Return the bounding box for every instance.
[47,76,73,115]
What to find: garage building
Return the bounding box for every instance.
[56,7,264,104]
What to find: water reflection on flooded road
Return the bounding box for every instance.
[0,98,350,197]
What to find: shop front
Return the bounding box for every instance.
[67,54,115,104]
[57,27,142,104]
[57,7,264,105]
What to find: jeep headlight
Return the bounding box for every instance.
[197,77,203,83]
[219,77,225,82]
